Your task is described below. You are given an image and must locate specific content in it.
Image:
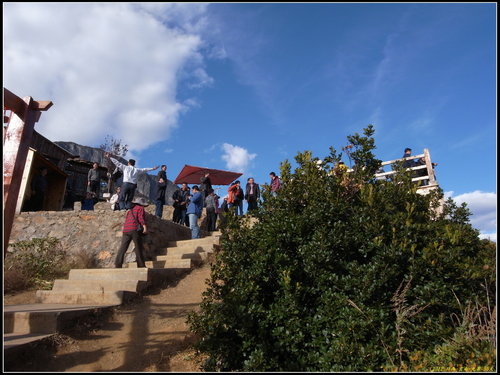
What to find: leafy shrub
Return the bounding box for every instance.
[391,293,496,372]
[5,237,71,291]
[188,125,496,371]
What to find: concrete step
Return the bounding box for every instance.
[167,237,219,248]
[4,304,116,334]
[125,258,192,269]
[68,268,150,281]
[35,290,131,305]
[156,252,208,261]
[158,243,215,256]
[52,279,148,293]
[4,333,55,352]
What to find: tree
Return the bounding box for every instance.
[99,135,129,193]
[99,134,128,157]
[188,125,495,371]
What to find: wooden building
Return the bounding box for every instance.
[63,158,109,208]
[14,130,109,212]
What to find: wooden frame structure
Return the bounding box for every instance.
[3,87,53,255]
[372,148,438,194]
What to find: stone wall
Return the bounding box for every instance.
[9,205,194,268]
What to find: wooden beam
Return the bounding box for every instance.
[3,87,27,117]
[3,87,53,114]
[30,100,53,111]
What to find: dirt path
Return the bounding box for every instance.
[6,264,211,372]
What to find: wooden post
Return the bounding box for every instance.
[423,148,437,185]
[3,88,52,256]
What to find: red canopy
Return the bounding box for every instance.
[174,164,243,185]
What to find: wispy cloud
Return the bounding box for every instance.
[446,190,497,241]
[221,143,257,173]
[449,126,493,150]
[3,3,211,151]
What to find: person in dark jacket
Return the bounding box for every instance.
[155,176,167,218]
[245,177,260,213]
[402,148,418,169]
[199,173,212,205]
[157,165,167,181]
[82,192,98,211]
[172,183,190,226]
[219,196,230,228]
[234,181,245,216]
[205,189,218,232]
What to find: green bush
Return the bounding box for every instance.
[392,293,496,372]
[4,237,70,291]
[188,125,496,371]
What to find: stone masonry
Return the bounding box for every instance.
[8,204,194,268]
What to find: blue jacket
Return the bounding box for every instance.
[186,191,203,217]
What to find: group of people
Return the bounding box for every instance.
[109,156,288,267]
[103,147,437,268]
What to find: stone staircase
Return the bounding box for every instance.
[4,233,220,352]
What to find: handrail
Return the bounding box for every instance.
[373,148,437,186]
[344,149,438,187]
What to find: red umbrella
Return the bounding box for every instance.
[174,164,243,185]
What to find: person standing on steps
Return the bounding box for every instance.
[186,185,203,239]
[245,177,261,213]
[200,172,212,206]
[105,152,159,210]
[205,188,218,232]
[172,183,190,225]
[155,165,167,218]
[115,196,149,268]
[87,162,101,196]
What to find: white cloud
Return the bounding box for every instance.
[479,233,496,242]
[221,143,256,173]
[3,3,211,151]
[446,190,497,241]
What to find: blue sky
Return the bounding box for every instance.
[3,3,496,240]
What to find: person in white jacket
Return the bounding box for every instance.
[105,152,158,210]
